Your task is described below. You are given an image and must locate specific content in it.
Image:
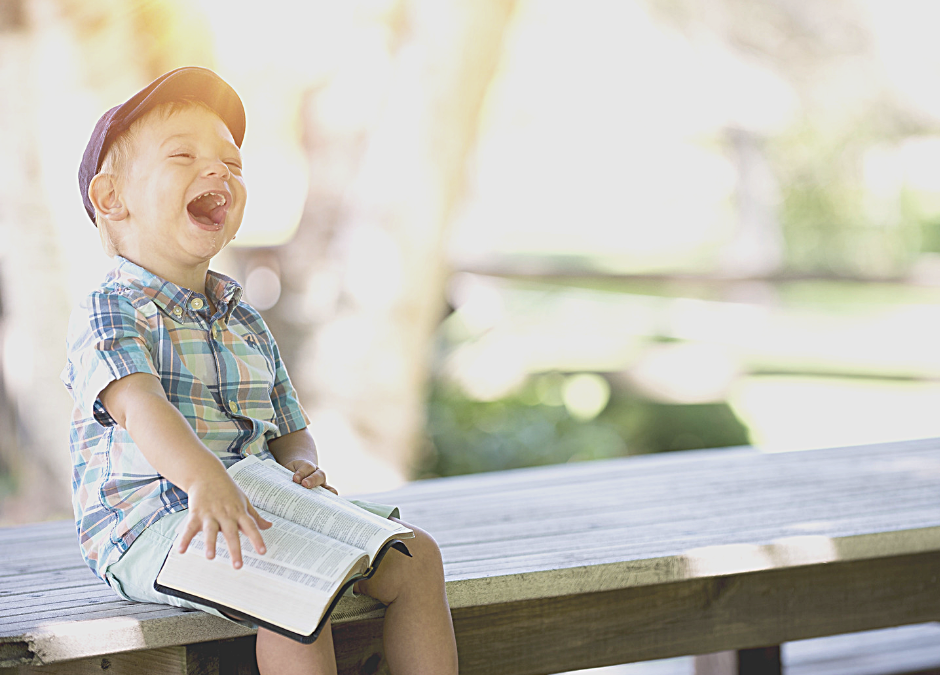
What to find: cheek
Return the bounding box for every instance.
[147,175,185,213]
[231,180,248,220]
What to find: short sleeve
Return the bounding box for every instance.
[265,325,310,437]
[63,291,159,426]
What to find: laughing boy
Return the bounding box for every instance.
[62,67,457,675]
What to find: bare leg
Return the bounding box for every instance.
[355,520,458,675]
[256,623,338,675]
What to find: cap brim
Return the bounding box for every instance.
[108,67,246,154]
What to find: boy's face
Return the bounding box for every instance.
[115,104,246,280]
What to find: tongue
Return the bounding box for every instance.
[188,194,225,226]
[205,203,227,225]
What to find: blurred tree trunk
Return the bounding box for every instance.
[0,0,515,521]
[0,0,216,524]
[0,0,73,522]
[266,0,517,489]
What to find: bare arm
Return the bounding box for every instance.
[268,428,336,493]
[99,372,270,567]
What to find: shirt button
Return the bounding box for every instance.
[191,297,204,311]
[172,306,183,318]
[228,400,238,414]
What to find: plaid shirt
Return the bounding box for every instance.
[62,257,309,580]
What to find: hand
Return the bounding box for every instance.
[284,459,338,494]
[177,471,272,569]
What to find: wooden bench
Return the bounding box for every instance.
[2,438,939,675]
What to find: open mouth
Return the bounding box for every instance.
[187,191,230,227]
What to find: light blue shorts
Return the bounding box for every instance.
[104,499,399,627]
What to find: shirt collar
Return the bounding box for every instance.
[108,256,243,322]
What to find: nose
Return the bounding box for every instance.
[203,159,231,180]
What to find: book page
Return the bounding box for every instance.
[229,455,413,559]
[157,510,368,636]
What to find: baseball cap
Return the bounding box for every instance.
[78,66,246,225]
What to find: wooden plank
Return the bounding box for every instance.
[0,639,258,675]
[191,623,940,675]
[418,469,940,524]
[3,518,937,635]
[1,646,189,675]
[394,473,939,538]
[415,490,940,546]
[432,516,940,573]
[383,443,940,541]
[391,452,939,509]
[3,443,936,573]
[0,521,73,545]
[421,507,940,561]
[8,519,933,639]
[359,439,940,506]
[1,612,253,667]
[0,574,111,601]
[389,473,935,529]
[0,603,185,635]
[1,587,117,613]
[439,552,939,675]
[10,625,939,675]
[437,526,940,611]
[0,554,87,572]
[2,439,939,667]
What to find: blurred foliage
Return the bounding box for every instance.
[416,375,750,478]
[920,220,940,254]
[773,123,923,278]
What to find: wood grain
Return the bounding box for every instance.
[1,646,189,675]
[1,439,939,671]
[439,552,940,675]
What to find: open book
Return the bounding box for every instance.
[154,455,413,643]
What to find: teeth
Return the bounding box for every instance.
[195,192,226,207]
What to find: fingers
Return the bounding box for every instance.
[289,460,315,483]
[243,505,270,556]
[179,507,269,570]
[203,520,221,560]
[285,460,334,491]
[220,520,243,569]
[292,464,328,489]
[176,515,201,554]
[247,501,273,530]
[301,467,328,489]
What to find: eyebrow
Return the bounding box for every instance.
[161,134,240,155]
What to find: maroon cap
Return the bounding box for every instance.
[78,67,246,225]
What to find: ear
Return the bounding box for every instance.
[88,173,128,222]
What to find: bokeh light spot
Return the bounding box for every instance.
[562,373,611,421]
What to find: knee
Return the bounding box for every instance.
[402,526,444,578]
[388,522,444,584]
[357,523,444,603]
